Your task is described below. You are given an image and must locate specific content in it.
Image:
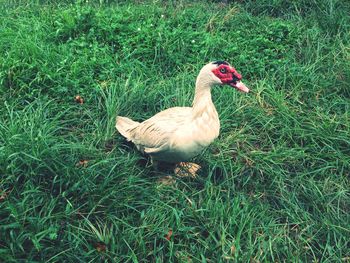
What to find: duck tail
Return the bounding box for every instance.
[115,116,140,140]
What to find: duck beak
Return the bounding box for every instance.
[229,81,249,93]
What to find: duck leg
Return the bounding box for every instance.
[174,162,201,178]
[150,157,158,169]
[151,158,177,185]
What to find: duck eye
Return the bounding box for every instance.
[220,68,227,74]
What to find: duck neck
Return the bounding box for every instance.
[192,74,216,118]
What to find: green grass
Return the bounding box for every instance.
[0,0,349,262]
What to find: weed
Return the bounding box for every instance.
[0,0,349,262]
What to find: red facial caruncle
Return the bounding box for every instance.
[212,61,249,93]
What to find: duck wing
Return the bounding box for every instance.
[128,107,192,154]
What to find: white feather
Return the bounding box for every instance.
[116,62,224,163]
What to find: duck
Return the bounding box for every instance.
[116,61,249,173]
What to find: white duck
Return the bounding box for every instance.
[116,61,249,172]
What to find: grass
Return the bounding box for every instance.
[0,0,349,262]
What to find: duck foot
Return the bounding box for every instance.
[174,162,201,178]
[157,175,176,186]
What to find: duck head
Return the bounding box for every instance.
[198,61,249,93]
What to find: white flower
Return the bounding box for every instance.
[150,23,153,26]
[161,14,164,18]
[137,27,141,31]
[191,40,196,43]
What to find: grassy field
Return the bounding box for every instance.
[0,0,349,262]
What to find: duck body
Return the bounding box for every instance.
[116,61,249,164]
[117,103,219,163]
